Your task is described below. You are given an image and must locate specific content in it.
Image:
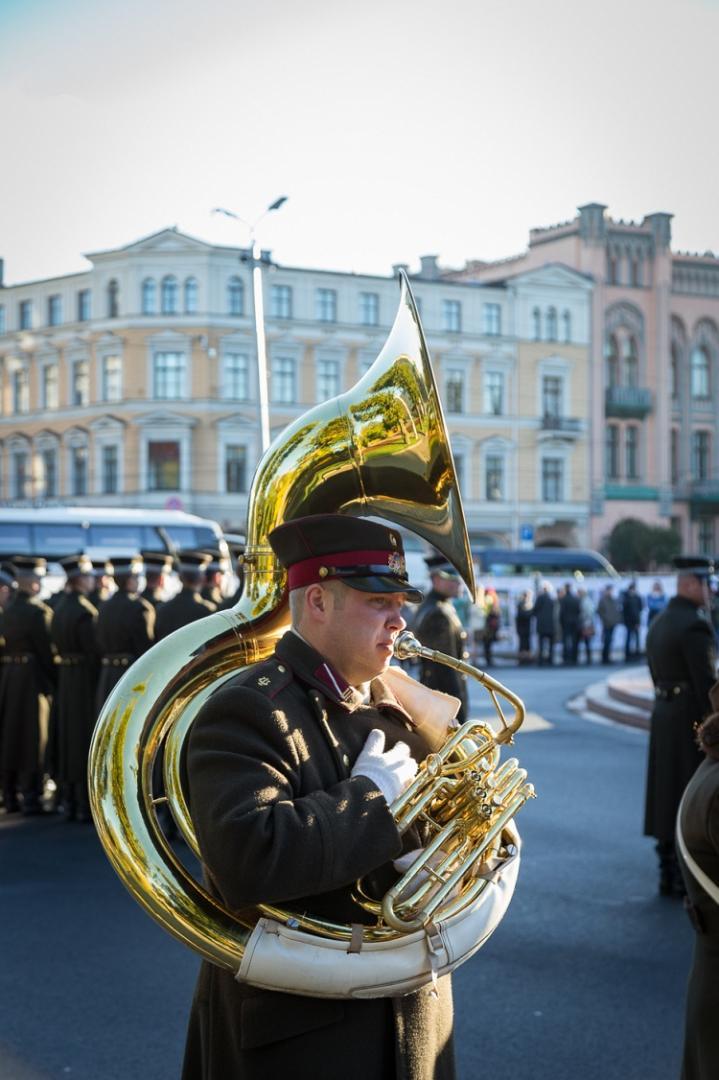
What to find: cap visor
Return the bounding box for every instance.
[343,575,423,603]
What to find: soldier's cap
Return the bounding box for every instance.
[10,555,47,577]
[673,555,714,579]
[424,553,461,580]
[91,559,114,576]
[59,553,94,578]
[140,550,174,574]
[268,514,424,602]
[0,561,16,588]
[109,555,143,576]
[174,550,213,574]
[199,548,226,575]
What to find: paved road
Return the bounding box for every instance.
[1,661,694,1080]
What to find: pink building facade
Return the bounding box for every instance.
[447,203,719,556]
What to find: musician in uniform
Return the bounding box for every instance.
[644,555,717,896]
[200,549,226,608]
[140,550,173,611]
[182,514,456,1080]
[96,556,155,710]
[155,551,216,640]
[88,559,113,611]
[0,556,56,814]
[412,554,468,722]
[50,554,99,822]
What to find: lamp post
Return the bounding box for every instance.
[213,197,288,455]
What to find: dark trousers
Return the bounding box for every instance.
[537,634,554,665]
[578,633,593,663]
[562,629,579,665]
[625,625,640,659]
[601,625,615,663]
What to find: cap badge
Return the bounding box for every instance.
[387,552,406,577]
[318,566,329,578]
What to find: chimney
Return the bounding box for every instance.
[419,255,440,280]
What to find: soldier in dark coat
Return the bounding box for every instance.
[96,556,155,710]
[140,550,173,611]
[88,560,113,611]
[644,556,717,896]
[182,515,456,1080]
[0,556,56,814]
[411,555,468,722]
[200,550,226,608]
[50,554,99,822]
[155,551,216,641]
[677,709,719,1080]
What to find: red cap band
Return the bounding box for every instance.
[287,549,395,590]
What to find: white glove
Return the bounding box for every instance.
[351,728,418,805]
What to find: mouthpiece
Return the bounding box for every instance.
[393,630,423,660]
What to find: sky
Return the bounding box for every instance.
[1,0,718,285]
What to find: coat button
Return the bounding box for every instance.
[277,665,285,673]
[342,753,350,767]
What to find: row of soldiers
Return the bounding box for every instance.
[0,548,241,821]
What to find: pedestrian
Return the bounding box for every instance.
[0,556,56,815]
[182,513,456,1080]
[140,551,173,611]
[646,580,668,626]
[481,588,501,667]
[644,556,717,897]
[96,555,155,711]
[412,554,468,721]
[559,582,581,665]
[622,581,643,661]
[597,584,621,663]
[155,551,217,641]
[577,588,596,665]
[532,582,557,666]
[50,554,99,822]
[515,590,533,664]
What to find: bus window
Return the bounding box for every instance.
[33,522,87,556]
[88,524,156,550]
[164,525,219,551]
[0,523,33,556]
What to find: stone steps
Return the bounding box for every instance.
[573,666,652,730]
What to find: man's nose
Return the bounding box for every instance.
[387,604,406,631]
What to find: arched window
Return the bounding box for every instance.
[107,280,119,318]
[532,307,541,340]
[184,277,198,315]
[671,343,680,400]
[142,278,156,315]
[228,276,244,316]
[624,336,639,388]
[161,276,179,315]
[690,346,710,399]
[546,307,557,341]
[562,310,571,343]
[605,334,619,388]
[607,255,617,285]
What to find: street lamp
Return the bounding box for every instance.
[213,197,289,454]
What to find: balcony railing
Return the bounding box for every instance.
[689,479,719,507]
[539,414,581,435]
[605,386,653,418]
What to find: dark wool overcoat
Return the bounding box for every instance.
[50,592,99,784]
[140,586,165,611]
[412,590,468,721]
[531,592,556,637]
[644,596,717,841]
[0,591,56,775]
[155,587,216,641]
[182,630,455,1080]
[96,591,155,709]
[678,756,719,1080]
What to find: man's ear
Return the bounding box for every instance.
[305,583,328,620]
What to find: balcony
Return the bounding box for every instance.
[689,479,719,514]
[539,414,582,440]
[605,386,653,418]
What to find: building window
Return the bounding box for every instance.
[12,450,30,498]
[270,284,292,319]
[77,289,91,322]
[184,277,198,315]
[317,358,340,401]
[606,425,620,480]
[42,364,59,409]
[0,305,5,334]
[546,307,558,341]
[153,352,186,399]
[445,368,465,413]
[70,445,88,496]
[107,280,119,318]
[101,355,122,402]
[563,310,572,343]
[482,303,501,336]
[101,445,119,494]
[72,360,90,406]
[483,371,504,416]
[542,375,562,418]
[626,425,639,480]
[485,455,504,501]
[47,295,62,326]
[271,356,296,403]
[142,278,156,315]
[606,334,620,388]
[442,299,461,333]
[532,307,541,340]
[225,445,248,493]
[541,457,564,502]
[692,430,711,480]
[316,288,337,322]
[607,254,617,285]
[671,429,679,485]
[19,300,33,330]
[148,441,180,490]
[624,336,639,388]
[228,276,245,316]
[12,369,29,414]
[698,518,715,556]
[359,292,379,326]
[671,344,680,400]
[40,448,57,497]
[223,353,249,400]
[161,276,179,316]
[690,346,710,399]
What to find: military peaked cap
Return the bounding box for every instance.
[673,555,714,579]
[0,561,16,588]
[59,553,94,578]
[140,550,174,574]
[91,559,114,575]
[199,549,226,574]
[424,553,461,579]
[10,555,47,577]
[174,550,212,574]
[268,514,424,602]
[109,555,143,576]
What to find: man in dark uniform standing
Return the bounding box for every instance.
[50,554,99,822]
[200,550,226,608]
[644,555,717,896]
[96,556,155,710]
[0,556,56,814]
[88,559,113,611]
[182,514,456,1080]
[140,550,173,611]
[412,554,468,722]
[155,551,216,640]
